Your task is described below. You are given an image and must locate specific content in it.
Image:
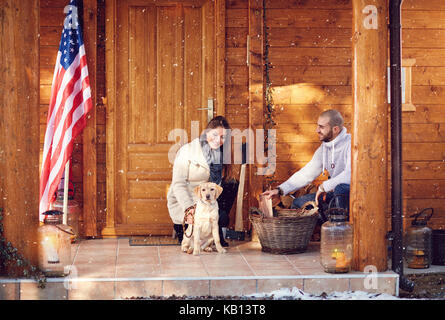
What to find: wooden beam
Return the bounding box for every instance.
[0,0,40,271]
[248,0,264,221]
[102,0,117,238]
[351,0,389,271]
[82,0,98,237]
[215,0,226,116]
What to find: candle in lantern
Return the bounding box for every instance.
[42,234,60,264]
[319,200,353,274]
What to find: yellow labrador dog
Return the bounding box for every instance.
[181,182,226,255]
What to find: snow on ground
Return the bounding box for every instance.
[246,287,402,300]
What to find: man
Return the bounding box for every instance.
[262,109,351,215]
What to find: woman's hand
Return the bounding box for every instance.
[261,189,279,200]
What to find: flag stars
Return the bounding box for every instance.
[41,0,92,215]
[58,3,83,69]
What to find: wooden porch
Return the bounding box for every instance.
[0,239,399,300]
[2,0,445,300]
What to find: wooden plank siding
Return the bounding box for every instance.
[261,0,353,200]
[225,1,249,129]
[38,0,445,237]
[0,0,40,269]
[225,1,248,229]
[401,1,445,230]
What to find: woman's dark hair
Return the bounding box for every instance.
[205,116,238,182]
[205,115,231,131]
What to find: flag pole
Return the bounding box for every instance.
[63,161,70,225]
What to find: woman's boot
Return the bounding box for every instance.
[219,226,229,247]
[173,224,184,244]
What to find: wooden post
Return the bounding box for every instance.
[351,0,389,271]
[103,0,117,238]
[215,0,226,116]
[0,0,40,271]
[248,0,264,226]
[83,0,98,237]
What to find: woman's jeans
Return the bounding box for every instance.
[291,183,350,210]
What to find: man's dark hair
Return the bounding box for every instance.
[320,109,344,129]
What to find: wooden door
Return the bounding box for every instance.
[104,0,225,236]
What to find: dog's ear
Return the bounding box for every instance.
[215,184,223,199]
[193,185,201,198]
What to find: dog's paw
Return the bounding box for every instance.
[186,247,193,254]
[181,245,188,252]
[217,248,227,254]
[193,249,200,256]
[204,247,213,252]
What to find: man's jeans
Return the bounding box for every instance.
[291,183,350,210]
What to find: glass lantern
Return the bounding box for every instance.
[38,210,74,277]
[320,196,353,273]
[405,208,433,269]
[52,192,80,243]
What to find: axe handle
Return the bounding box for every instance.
[235,164,246,231]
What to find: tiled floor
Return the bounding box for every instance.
[0,238,399,300]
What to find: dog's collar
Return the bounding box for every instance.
[198,198,217,206]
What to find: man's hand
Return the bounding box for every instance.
[261,189,279,200]
[315,185,325,206]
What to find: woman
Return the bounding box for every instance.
[167,116,240,246]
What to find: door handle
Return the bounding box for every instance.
[197,98,214,123]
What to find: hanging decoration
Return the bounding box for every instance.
[263,0,277,189]
[263,0,275,128]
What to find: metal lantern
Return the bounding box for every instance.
[405,208,433,269]
[320,196,353,273]
[38,210,74,277]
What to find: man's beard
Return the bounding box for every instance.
[320,129,334,142]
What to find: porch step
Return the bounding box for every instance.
[0,273,399,300]
[0,239,399,300]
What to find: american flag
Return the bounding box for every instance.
[39,0,92,220]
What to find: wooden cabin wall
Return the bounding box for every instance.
[401,0,445,230]
[223,0,249,228]
[225,0,249,130]
[39,0,445,236]
[260,1,353,197]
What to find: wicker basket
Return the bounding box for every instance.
[249,203,319,254]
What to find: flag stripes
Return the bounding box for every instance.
[39,1,92,220]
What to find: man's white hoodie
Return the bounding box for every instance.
[278,127,351,195]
